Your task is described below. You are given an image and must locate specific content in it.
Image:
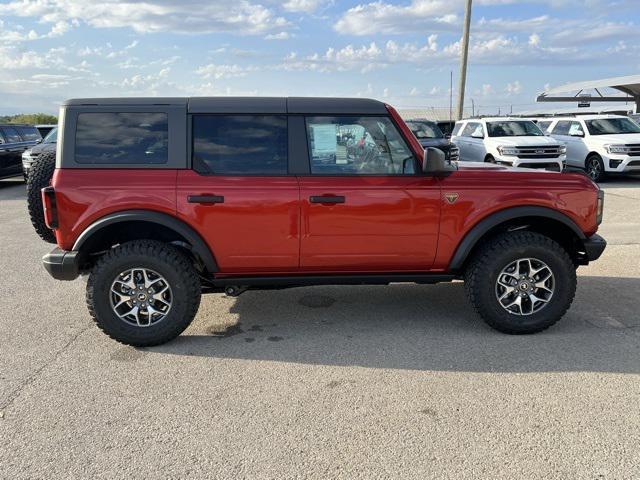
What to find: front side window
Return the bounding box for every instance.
[306,116,416,175]
[568,122,584,136]
[585,117,640,135]
[451,122,464,136]
[1,127,22,143]
[42,127,57,144]
[75,112,168,164]
[406,121,444,139]
[193,115,287,175]
[462,122,483,138]
[486,121,543,137]
[16,126,41,141]
[552,121,572,135]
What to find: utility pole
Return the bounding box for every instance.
[449,70,453,125]
[456,0,473,120]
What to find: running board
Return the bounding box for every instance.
[209,273,456,288]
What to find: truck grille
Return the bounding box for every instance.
[517,162,562,172]
[516,146,562,159]
[624,144,640,156]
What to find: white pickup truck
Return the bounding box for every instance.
[451,117,566,171]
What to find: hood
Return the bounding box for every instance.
[487,136,559,146]
[29,142,56,155]
[455,161,557,174]
[587,133,640,145]
[418,138,451,148]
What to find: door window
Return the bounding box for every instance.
[451,122,464,136]
[192,115,287,175]
[15,126,41,141]
[1,127,22,143]
[305,116,416,175]
[568,122,584,136]
[461,122,483,138]
[552,121,572,135]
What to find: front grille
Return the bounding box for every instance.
[516,145,562,159]
[627,160,640,167]
[624,144,640,156]
[517,162,561,172]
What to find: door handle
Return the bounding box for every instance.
[309,195,345,204]
[187,195,224,204]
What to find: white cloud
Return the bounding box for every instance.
[282,0,330,13]
[505,80,522,95]
[3,0,289,35]
[481,84,494,96]
[265,32,291,40]
[196,63,258,79]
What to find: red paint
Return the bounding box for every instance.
[49,104,601,276]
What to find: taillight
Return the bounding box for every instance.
[41,186,59,229]
[596,189,604,225]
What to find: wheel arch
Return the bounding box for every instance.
[449,206,587,273]
[73,210,218,274]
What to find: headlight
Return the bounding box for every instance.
[605,144,631,154]
[559,145,567,154]
[497,146,519,156]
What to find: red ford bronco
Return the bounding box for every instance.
[41,97,606,346]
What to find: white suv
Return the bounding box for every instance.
[451,117,566,171]
[546,115,640,182]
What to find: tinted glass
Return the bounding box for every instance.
[42,127,57,144]
[451,123,464,136]
[407,121,444,139]
[1,127,22,143]
[585,117,640,135]
[75,113,168,164]
[193,115,287,175]
[536,121,552,132]
[552,121,572,135]
[486,121,543,137]
[16,126,41,141]
[461,122,483,137]
[306,116,416,175]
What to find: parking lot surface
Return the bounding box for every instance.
[1,175,639,479]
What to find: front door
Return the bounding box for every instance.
[177,114,300,274]
[298,115,441,271]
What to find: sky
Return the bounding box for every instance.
[1,0,639,116]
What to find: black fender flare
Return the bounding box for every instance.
[448,206,586,271]
[73,210,218,273]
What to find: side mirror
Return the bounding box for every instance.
[423,147,456,176]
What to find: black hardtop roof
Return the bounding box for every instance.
[62,97,388,115]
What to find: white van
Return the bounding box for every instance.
[546,115,640,181]
[451,117,566,171]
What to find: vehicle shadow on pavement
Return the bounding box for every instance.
[153,275,640,373]
[0,179,25,198]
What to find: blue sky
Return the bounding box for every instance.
[1,0,639,115]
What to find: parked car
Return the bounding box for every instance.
[0,124,41,180]
[451,117,566,171]
[22,126,57,180]
[35,124,57,138]
[406,119,459,161]
[627,113,640,125]
[532,119,553,134]
[546,114,640,182]
[41,97,605,346]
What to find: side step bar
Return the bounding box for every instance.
[209,273,456,288]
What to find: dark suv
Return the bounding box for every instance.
[22,127,57,179]
[0,124,41,180]
[41,97,605,346]
[406,119,459,161]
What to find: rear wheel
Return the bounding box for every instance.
[585,154,605,182]
[485,154,496,163]
[464,231,576,334]
[87,240,201,346]
[26,150,57,244]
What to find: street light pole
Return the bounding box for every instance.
[456,0,473,120]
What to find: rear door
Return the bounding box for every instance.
[298,115,441,271]
[552,120,585,168]
[177,114,300,274]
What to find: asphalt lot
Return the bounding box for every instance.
[1,174,639,479]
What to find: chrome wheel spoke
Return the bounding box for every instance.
[495,257,555,316]
[110,268,172,328]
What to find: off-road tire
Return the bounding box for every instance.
[585,154,605,183]
[464,231,576,334]
[87,240,201,346]
[26,150,56,244]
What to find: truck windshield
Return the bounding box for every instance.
[486,121,544,137]
[42,127,57,144]
[406,121,444,139]
[585,118,640,135]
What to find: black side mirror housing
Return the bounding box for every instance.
[423,147,456,176]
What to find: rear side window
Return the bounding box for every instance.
[1,127,22,143]
[75,112,168,164]
[15,126,41,141]
[192,115,288,175]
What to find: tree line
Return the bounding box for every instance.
[0,113,58,125]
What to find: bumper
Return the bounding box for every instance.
[43,248,80,281]
[602,154,640,172]
[495,154,566,171]
[581,233,607,263]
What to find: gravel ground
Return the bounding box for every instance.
[0,175,639,479]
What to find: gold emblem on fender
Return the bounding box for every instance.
[445,193,459,204]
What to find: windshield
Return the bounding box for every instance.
[585,118,640,135]
[42,127,57,144]
[486,121,544,137]
[406,121,444,139]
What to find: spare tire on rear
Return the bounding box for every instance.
[27,150,57,244]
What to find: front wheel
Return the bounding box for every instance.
[87,240,201,346]
[585,154,605,182]
[464,231,576,334]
